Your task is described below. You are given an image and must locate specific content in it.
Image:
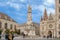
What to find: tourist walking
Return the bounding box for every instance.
[0,34,1,39]
[9,33,12,40]
[5,34,9,40]
[12,34,14,40]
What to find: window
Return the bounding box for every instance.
[5,23,7,29]
[59,24,60,29]
[1,16,5,19]
[14,25,16,30]
[0,22,2,28]
[10,24,12,29]
[59,31,60,35]
[59,15,60,19]
[42,26,44,30]
[0,15,1,18]
[49,24,53,28]
[59,0,60,3]
[59,7,60,13]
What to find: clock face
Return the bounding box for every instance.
[49,24,53,28]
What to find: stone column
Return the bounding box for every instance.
[2,22,5,34]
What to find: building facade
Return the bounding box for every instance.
[40,0,60,38]
[20,5,40,36]
[0,13,20,34]
[20,5,35,36]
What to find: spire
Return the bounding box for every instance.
[41,16,43,21]
[49,13,53,20]
[44,8,48,21]
[27,5,32,25]
[50,13,52,16]
[28,5,31,13]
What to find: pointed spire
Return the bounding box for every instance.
[49,13,53,20]
[41,16,43,21]
[44,8,48,21]
[50,13,52,16]
[28,5,31,13]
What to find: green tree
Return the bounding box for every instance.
[5,29,10,34]
[0,29,2,34]
[14,29,20,35]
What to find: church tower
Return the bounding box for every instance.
[27,5,32,25]
[55,0,60,37]
[55,0,60,20]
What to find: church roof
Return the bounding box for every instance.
[0,12,16,22]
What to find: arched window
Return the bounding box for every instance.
[59,15,60,19]
[59,24,60,29]
[14,25,16,30]
[5,23,7,29]
[0,22,2,28]
[59,31,60,34]
[10,24,12,29]
[42,26,44,30]
[59,0,60,3]
[1,16,5,19]
[49,24,53,28]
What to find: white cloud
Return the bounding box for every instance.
[0,3,6,6]
[46,0,54,4]
[32,5,45,12]
[15,13,26,16]
[32,0,55,16]
[20,0,25,2]
[47,8,55,15]
[38,5,45,12]
[43,0,55,15]
[7,2,21,10]
[44,0,55,6]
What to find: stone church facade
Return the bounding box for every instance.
[40,0,60,38]
[20,5,40,36]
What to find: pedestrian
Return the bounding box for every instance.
[0,34,1,39]
[12,34,14,40]
[22,32,25,38]
[5,33,9,40]
[9,33,12,40]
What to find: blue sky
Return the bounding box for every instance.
[0,0,55,24]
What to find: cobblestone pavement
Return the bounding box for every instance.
[0,37,60,40]
[13,38,60,40]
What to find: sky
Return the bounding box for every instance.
[0,0,55,24]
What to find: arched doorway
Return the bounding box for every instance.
[48,31,52,38]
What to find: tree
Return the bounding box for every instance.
[14,29,20,35]
[0,29,2,34]
[5,29,10,34]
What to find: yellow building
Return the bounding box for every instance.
[0,12,20,34]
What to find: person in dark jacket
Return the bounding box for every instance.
[5,34,9,40]
[12,34,14,40]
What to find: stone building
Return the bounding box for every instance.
[20,5,40,36]
[0,5,40,36]
[40,0,60,38]
[0,12,20,34]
